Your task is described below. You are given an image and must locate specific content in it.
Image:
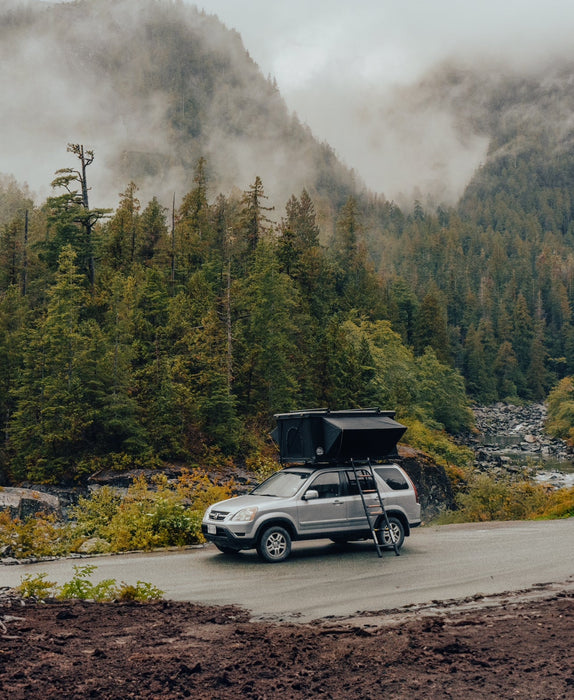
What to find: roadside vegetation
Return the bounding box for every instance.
[546,377,574,445]
[435,475,574,524]
[15,564,163,602]
[0,470,233,560]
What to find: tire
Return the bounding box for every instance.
[377,515,405,550]
[215,544,239,555]
[257,525,292,563]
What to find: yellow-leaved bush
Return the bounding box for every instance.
[0,469,234,559]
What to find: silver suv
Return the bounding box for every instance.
[202,463,421,562]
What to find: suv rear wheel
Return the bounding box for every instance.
[257,525,292,563]
[377,515,405,550]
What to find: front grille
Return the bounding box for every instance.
[210,510,229,521]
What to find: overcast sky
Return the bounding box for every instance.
[25,0,574,203]
[192,0,574,201]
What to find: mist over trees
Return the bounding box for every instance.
[0,0,357,211]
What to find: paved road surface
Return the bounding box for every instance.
[2,520,573,621]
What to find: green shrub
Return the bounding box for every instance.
[400,417,474,471]
[70,486,122,538]
[0,510,70,559]
[546,377,574,444]
[536,487,574,519]
[435,473,571,524]
[16,565,163,602]
[115,580,164,602]
[57,565,113,600]
[1,468,233,559]
[69,470,233,553]
[16,572,58,599]
[245,452,280,483]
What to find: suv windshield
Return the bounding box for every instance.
[251,471,310,498]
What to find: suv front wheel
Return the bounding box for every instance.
[257,525,292,563]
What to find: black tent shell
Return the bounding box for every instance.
[271,409,407,465]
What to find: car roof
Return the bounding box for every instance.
[281,463,398,472]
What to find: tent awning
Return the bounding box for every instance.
[322,414,406,460]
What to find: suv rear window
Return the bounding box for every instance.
[374,466,409,490]
[345,469,376,495]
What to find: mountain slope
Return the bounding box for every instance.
[0,0,357,209]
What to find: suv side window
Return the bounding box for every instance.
[309,471,341,499]
[374,466,409,490]
[344,469,376,495]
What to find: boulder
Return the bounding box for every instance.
[0,487,61,520]
[396,446,455,522]
[76,537,111,554]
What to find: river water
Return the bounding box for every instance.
[470,404,574,489]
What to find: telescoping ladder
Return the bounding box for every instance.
[350,458,400,558]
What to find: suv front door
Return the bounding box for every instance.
[297,470,347,533]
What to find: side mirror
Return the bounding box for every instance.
[304,489,319,501]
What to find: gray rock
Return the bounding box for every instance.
[76,537,111,554]
[0,487,61,520]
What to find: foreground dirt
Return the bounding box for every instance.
[1,588,573,699]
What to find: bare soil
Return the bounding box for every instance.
[1,586,573,699]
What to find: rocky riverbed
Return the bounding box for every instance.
[462,403,574,488]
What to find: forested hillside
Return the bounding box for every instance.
[3,1,574,485]
[362,63,574,405]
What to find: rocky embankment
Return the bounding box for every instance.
[461,403,573,487]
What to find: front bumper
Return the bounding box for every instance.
[201,523,257,551]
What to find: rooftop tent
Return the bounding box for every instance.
[271,409,407,464]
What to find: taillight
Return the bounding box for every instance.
[407,475,419,503]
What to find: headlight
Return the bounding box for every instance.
[231,506,258,522]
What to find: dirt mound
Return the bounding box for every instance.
[1,590,573,698]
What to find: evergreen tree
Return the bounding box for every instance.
[9,247,99,481]
[413,289,451,363]
[176,157,212,276]
[237,176,274,263]
[527,323,549,400]
[0,218,21,290]
[511,292,534,374]
[494,341,521,400]
[138,197,169,266]
[234,240,300,416]
[0,286,28,480]
[44,145,110,286]
[277,189,321,277]
[103,182,141,270]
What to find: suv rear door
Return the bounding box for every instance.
[342,468,380,531]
